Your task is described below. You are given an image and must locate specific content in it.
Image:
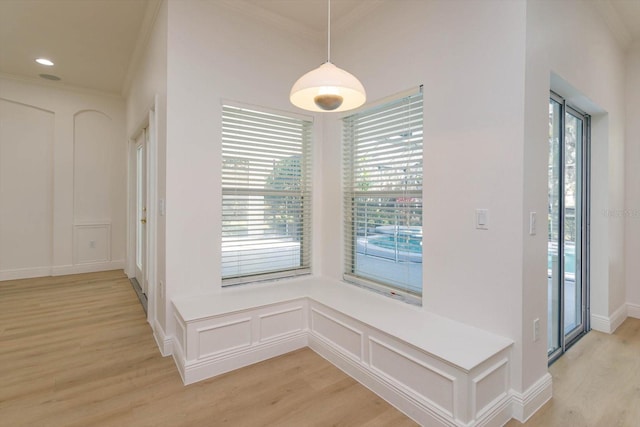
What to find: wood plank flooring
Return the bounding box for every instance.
[3,270,640,426]
[0,270,417,427]
[506,317,640,427]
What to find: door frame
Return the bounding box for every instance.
[127,97,158,325]
[134,134,147,292]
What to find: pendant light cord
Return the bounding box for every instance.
[327,0,331,63]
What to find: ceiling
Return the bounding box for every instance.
[609,0,640,42]
[0,0,150,94]
[0,0,639,96]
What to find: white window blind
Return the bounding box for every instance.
[222,104,312,286]
[343,89,423,302]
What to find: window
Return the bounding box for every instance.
[221,104,312,286]
[343,88,423,303]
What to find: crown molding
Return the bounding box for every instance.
[217,0,323,43]
[215,0,386,46]
[331,0,385,37]
[121,0,163,97]
[0,71,123,100]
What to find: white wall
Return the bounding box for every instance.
[163,1,322,336]
[0,98,53,276]
[131,0,629,405]
[0,77,126,280]
[125,0,168,334]
[324,0,532,393]
[323,0,628,396]
[625,42,640,318]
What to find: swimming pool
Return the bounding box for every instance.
[367,234,422,254]
[548,242,576,277]
[357,232,423,263]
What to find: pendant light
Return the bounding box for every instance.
[290,0,366,112]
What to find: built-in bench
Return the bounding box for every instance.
[171,277,513,426]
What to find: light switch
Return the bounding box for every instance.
[159,199,165,216]
[475,209,489,230]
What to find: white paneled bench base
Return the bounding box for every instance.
[172,278,514,426]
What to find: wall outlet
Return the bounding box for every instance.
[533,318,540,342]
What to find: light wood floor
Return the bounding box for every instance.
[0,270,417,427]
[506,317,640,427]
[3,271,640,427]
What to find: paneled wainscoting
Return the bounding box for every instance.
[172,278,521,426]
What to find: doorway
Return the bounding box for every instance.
[129,126,148,313]
[135,129,148,295]
[548,92,590,362]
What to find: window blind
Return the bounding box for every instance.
[222,104,312,286]
[343,89,423,301]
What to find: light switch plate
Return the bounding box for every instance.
[475,209,489,230]
[529,212,537,235]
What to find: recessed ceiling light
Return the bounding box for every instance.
[35,58,54,66]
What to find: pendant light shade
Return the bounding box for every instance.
[289,0,366,113]
[290,62,366,112]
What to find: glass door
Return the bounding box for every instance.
[548,93,589,362]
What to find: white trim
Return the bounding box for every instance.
[609,304,628,333]
[627,303,640,319]
[73,223,112,265]
[472,358,509,420]
[152,318,173,357]
[171,285,516,426]
[121,0,163,97]
[474,395,513,427]
[0,261,125,281]
[590,313,610,333]
[309,333,456,427]
[146,102,159,329]
[51,260,125,276]
[591,303,628,333]
[0,266,51,281]
[126,100,159,329]
[180,333,308,385]
[510,373,553,423]
[0,71,123,98]
[216,0,322,43]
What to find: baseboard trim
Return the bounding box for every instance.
[475,394,513,427]
[180,333,308,385]
[152,319,172,357]
[1,261,126,282]
[609,304,628,332]
[591,303,628,334]
[627,303,640,319]
[51,260,125,276]
[510,373,553,423]
[0,266,51,281]
[590,314,609,333]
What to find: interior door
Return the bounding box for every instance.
[135,130,147,294]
